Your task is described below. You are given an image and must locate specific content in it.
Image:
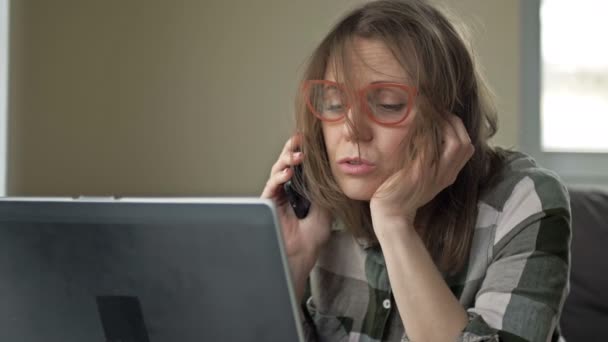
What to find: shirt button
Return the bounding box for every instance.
[382,299,391,309]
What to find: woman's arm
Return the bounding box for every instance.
[373,197,570,342]
[374,217,469,342]
[368,114,476,341]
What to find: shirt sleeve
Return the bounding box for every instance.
[401,210,570,342]
[460,187,571,341]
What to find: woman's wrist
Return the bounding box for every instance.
[288,249,320,302]
[369,200,417,225]
[371,212,418,244]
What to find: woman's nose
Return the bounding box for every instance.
[343,107,372,142]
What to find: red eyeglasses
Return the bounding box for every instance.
[302,80,418,126]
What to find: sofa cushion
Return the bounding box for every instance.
[560,187,608,341]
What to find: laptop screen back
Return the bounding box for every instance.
[0,198,303,342]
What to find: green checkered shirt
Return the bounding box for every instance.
[301,150,571,341]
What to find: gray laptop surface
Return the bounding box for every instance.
[0,197,303,342]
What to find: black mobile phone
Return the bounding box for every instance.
[283,164,311,219]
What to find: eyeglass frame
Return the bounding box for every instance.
[302,79,419,126]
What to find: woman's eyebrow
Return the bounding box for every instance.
[369,79,407,84]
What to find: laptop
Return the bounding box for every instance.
[0,197,304,342]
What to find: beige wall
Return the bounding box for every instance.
[7,0,520,196]
[437,0,520,150]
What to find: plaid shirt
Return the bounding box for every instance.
[301,150,571,342]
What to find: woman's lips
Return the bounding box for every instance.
[337,157,376,175]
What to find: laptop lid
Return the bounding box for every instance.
[0,197,304,342]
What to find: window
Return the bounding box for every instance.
[520,0,608,186]
[541,0,608,153]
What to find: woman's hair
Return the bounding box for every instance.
[293,0,504,274]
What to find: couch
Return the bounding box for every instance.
[559,187,608,341]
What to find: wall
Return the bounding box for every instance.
[0,0,8,195]
[7,0,520,196]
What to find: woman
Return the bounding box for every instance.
[261,1,570,341]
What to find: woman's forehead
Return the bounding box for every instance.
[324,37,411,85]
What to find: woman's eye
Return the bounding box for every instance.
[325,103,345,112]
[379,103,406,111]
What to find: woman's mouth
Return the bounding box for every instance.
[337,157,376,175]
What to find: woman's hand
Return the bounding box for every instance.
[369,114,475,228]
[261,134,332,299]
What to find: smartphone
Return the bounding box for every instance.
[283,164,311,219]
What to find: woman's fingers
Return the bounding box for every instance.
[447,115,475,167]
[270,151,304,177]
[270,134,304,175]
[261,167,293,199]
[438,114,474,186]
[446,114,471,145]
[445,114,475,159]
[262,134,305,199]
[441,117,461,158]
[282,133,303,156]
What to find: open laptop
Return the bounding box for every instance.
[0,197,304,342]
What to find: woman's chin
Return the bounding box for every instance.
[340,182,376,201]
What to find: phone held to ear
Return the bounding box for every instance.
[283,164,311,219]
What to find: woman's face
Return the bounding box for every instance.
[322,37,418,201]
